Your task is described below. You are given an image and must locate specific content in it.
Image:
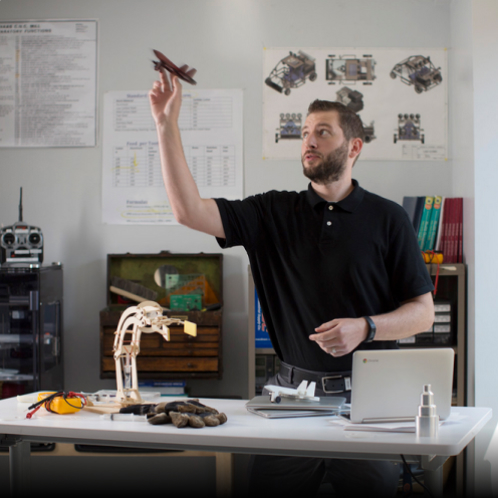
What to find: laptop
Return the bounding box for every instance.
[246,395,346,418]
[349,348,454,423]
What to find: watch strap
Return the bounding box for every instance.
[363,316,376,343]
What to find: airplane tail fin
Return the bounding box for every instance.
[306,381,316,397]
[296,380,308,396]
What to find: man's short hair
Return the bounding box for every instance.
[307,100,365,142]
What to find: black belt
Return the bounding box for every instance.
[278,362,352,394]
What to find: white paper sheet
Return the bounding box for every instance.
[0,20,98,147]
[102,89,243,225]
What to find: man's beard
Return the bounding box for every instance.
[301,140,349,184]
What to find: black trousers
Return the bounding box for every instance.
[247,367,400,498]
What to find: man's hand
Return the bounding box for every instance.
[149,69,182,126]
[309,317,369,357]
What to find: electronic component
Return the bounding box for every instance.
[26,391,87,418]
[0,188,43,267]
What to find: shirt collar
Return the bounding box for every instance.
[305,179,365,213]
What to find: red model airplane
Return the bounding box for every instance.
[152,49,197,85]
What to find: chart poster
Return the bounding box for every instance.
[102,89,243,225]
[263,47,447,161]
[0,20,98,147]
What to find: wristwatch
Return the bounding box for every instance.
[363,316,377,343]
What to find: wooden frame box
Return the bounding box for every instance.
[100,251,223,380]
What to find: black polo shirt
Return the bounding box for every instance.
[215,180,434,372]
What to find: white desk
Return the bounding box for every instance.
[0,396,492,497]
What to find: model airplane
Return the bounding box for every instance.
[265,380,320,404]
[152,49,197,85]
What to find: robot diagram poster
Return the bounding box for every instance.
[263,47,447,161]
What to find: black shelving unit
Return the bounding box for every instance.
[0,263,63,399]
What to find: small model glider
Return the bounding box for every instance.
[152,49,197,85]
[265,380,320,403]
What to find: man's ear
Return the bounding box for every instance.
[349,138,363,163]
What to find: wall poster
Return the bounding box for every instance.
[263,47,447,161]
[0,20,98,147]
[102,89,243,225]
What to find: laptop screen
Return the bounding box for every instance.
[350,348,454,423]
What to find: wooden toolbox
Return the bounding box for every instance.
[100,251,223,380]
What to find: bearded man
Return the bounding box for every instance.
[150,71,435,497]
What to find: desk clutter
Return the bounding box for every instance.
[17,390,227,429]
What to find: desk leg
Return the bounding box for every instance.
[9,440,31,498]
[424,466,443,497]
[215,452,234,498]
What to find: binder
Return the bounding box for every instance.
[439,198,452,261]
[417,196,434,250]
[402,196,425,234]
[435,196,446,252]
[412,196,426,234]
[456,198,463,263]
[424,195,442,251]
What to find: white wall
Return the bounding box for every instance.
[0,0,454,399]
[449,0,478,494]
[470,1,498,496]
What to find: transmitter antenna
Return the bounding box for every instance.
[18,187,23,222]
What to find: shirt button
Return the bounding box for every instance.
[328,205,334,211]
[327,221,332,226]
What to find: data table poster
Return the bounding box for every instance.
[102,89,243,225]
[0,20,98,147]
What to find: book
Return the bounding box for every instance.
[434,196,446,252]
[456,198,463,263]
[255,288,272,348]
[450,198,461,263]
[138,380,186,395]
[439,198,453,261]
[424,195,442,251]
[413,197,425,234]
[139,380,186,387]
[402,196,418,230]
[402,196,425,234]
[417,196,434,250]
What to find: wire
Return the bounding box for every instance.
[400,455,433,498]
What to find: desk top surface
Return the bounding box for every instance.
[0,396,492,458]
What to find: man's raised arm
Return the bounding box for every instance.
[149,70,225,239]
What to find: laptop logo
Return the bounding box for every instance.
[362,358,379,363]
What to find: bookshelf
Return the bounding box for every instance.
[403,263,467,408]
[248,263,467,404]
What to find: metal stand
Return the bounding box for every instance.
[9,440,31,497]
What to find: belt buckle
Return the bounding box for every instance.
[321,375,351,394]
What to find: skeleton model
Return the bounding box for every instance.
[113,301,197,404]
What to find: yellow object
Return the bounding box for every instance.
[184,320,197,337]
[423,251,444,264]
[37,392,83,414]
